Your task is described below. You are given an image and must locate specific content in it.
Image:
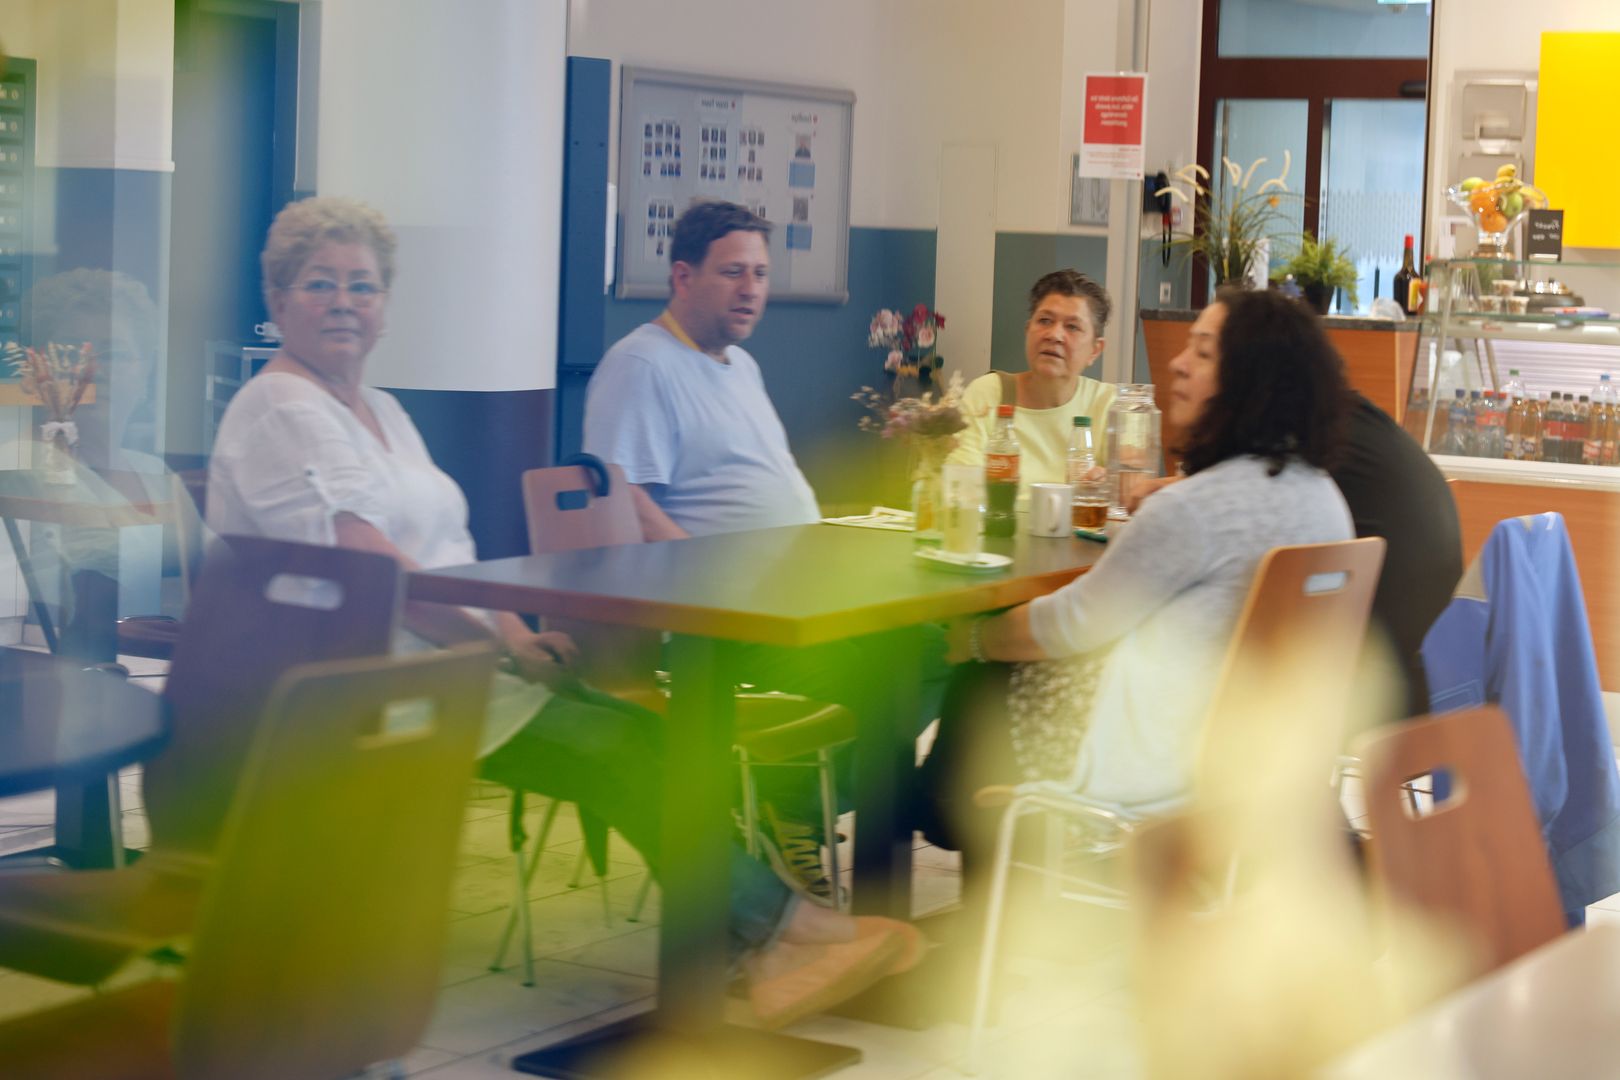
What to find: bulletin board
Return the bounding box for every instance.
[616,66,854,302]
[1537,33,1620,249]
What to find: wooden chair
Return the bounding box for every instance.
[0,535,401,986]
[0,645,496,1080]
[967,537,1387,1070]
[1355,705,1567,980]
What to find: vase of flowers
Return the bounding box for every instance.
[5,341,97,485]
[1166,153,1299,289]
[869,303,946,391]
[853,370,968,541]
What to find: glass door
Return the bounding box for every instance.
[1319,99,1428,314]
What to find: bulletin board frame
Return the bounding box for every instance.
[615,66,854,303]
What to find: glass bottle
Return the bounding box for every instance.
[1394,234,1418,316]
[1105,384,1162,514]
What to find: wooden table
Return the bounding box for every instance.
[409,523,1102,1078]
[0,649,169,864]
[0,469,171,867]
[1325,926,1620,1078]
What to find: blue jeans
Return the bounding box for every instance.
[479,684,794,963]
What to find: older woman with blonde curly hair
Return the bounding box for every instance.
[206,196,918,1027]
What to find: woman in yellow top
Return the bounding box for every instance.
[948,270,1117,502]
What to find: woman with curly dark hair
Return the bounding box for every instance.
[920,289,1355,854]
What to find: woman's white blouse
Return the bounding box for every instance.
[207,371,548,754]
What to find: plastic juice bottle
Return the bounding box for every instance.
[984,404,1020,538]
[1594,376,1616,466]
[1579,394,1600,465]
[1502,371,1525,460]
[1601,375,1620,466]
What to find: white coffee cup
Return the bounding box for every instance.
[1028,482,1073,538]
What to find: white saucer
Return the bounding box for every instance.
[913,548,1014,573]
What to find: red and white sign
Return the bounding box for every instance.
[1079,72,1147,181]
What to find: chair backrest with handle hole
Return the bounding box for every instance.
[1196,537,1387,798]
[173,645,495,1080]
[143,534,402,859]
[520,460,662,693]
[1356,705,1566,981]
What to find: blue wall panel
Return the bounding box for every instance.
[389,387,555,561]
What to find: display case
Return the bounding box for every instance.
[1402,257,1620,686]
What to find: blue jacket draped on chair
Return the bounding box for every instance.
[1422,512,1620,926]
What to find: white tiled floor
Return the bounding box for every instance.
[0,758,1141,1078]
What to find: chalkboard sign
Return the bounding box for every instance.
[1526,209,1564,261]
[616,67,854,302]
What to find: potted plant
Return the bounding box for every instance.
[1166,154,1298,289]
[1277,232,1359,315]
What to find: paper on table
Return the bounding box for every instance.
[821,506,915,531]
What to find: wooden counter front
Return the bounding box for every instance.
[1141,309,1419,469]
[1447,477,1620,689]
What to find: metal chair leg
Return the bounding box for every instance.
[491,793,560,982]
[628,873,655,922]
[568,845,590,889]
[738,748,761,857]
[817,748,845,911]
[968,800,1025,1074]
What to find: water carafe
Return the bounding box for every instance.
[1105,384,1162,514]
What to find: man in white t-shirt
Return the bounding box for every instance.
[584,202,947,898]
[584,201,818,538]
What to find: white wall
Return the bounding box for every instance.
[568,0,1201,374]
[568,0,1194,235]
[314,0,566,392]
[1,0,173,171]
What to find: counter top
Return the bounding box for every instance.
[1433,454,1620,493]
[1140,308,1413,333]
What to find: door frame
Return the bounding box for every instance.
[1193,0,1431,306]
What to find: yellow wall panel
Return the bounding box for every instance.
[1538,32,1620,249]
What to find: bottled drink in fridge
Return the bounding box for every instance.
[1580,394,1600,465]
[1562,393,1584,464]
[1502,371,1526,460]
[1601,375,1620,466]
[1594,375,1616,466]
[1438,389,1474,457]
[1105,384,1162,514]
[984,403,1020,537]
[1469,390,1490,458]
[1542,392,1564,464]
[1484,391,1507,459]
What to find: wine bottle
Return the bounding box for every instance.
[1394,234,1417,316]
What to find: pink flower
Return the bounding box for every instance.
[885,350,903,372]
[916,326,935,349]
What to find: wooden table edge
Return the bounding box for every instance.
[407,563,1087,647]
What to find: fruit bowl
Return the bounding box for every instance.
[1447,166,1547,258]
